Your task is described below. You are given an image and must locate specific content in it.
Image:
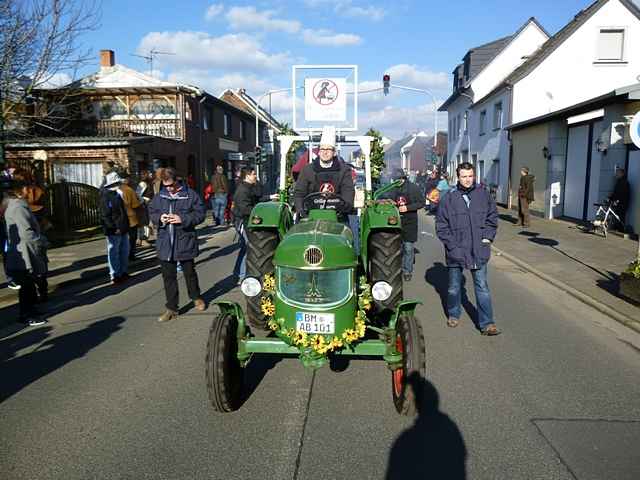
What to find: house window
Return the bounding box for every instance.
[203,110,209,130]
[463,111,468,134]
[479,110,487,135]
[597,28,624,61]
[224,113,231,136]
[457,114,461,139]
[239,120,246,140]
[493,102,503,130]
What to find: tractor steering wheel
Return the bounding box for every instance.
[302,191,347,213]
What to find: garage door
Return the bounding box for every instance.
[564,125,590,219]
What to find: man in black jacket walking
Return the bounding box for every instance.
[232,167,277,284]
[385,168,424,282]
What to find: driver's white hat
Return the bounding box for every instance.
[319,126,336,149]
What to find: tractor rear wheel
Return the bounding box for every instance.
[369,231,403,310]
[205,312,244,412]
[246,229,278,330]
[392,312,426,416]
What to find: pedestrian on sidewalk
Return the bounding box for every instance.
[210,165,229,226]
[135,170,153,247]
[3,177,49,326]
[120,175,142,261]
[436,162,500,336]
[518,167,535,228]
[100,172,130,285]
[609,168,630,232]
[149,167,207,322]
[386,168,424,282]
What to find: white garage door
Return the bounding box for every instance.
[564,125,590,219]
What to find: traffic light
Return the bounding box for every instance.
[383,74,390,95]
[255,146,267,164]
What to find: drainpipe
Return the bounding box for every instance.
[198,95,206,192]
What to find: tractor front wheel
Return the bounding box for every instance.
[369,231,403,310]
[392,312,426,416]
[205,312,244,412]
[246,229,278,330]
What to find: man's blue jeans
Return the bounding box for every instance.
[213,193,227,225]
[107,233,130,280]
[447,264,494,330]
[402,241,415,274]
[234,227,248,281]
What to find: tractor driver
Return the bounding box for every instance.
[294,126,355,218]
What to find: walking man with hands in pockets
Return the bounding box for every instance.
[435,162,500,336]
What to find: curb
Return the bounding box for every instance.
[492,245,640,334]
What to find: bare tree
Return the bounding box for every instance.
[0,0,100,158]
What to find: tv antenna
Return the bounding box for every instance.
[130,49,175,77]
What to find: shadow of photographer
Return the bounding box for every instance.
[386,372,467,480]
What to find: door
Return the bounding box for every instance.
[586,121,603,220]
[564,125,590,219]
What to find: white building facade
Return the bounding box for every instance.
[440,18,549,204]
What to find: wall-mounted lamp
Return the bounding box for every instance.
[595,137,608,154]
[542,146,550,159]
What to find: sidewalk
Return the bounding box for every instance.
[0,220,223,326]
[493,207,640,329]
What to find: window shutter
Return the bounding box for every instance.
[598,29,624,61]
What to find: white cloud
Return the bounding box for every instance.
[343,5,385,21]
[205,3,224,21]
[137,31,292,72]
[226,6,301,33]
[302,29,362,46]
[303,0,386,21]
[385,64,450,91]
[358,103,447,140]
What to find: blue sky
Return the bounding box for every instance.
[75,0,623,139]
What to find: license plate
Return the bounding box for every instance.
[296,312,335,334]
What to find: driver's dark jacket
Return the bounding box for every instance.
[293,158,355,214]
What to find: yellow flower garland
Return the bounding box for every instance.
[259,273,373,356]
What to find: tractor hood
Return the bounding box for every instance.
[274,220,357,269]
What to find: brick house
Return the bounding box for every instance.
[6,50,268,190]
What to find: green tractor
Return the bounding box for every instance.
[205,134,425,415]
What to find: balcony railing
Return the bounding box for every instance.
[70,118,183,140]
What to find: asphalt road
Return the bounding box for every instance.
[1,213,639,480]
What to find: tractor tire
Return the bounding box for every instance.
[369,231,403,310]
[391,312,426,416]
[205,312,244,412]
[246,229,278,331]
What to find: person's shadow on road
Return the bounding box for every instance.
[425,262,478,325]
[0,316,126,403]
[386,372,467,480]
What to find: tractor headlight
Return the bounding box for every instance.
[372,281,393,302]
[241,277,262,297]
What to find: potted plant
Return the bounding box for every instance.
[620,254,640,304]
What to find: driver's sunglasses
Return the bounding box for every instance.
[319,148,334,152]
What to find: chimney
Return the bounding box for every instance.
[100,50,115,68]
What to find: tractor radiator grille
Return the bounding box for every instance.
[304,246,323,266]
